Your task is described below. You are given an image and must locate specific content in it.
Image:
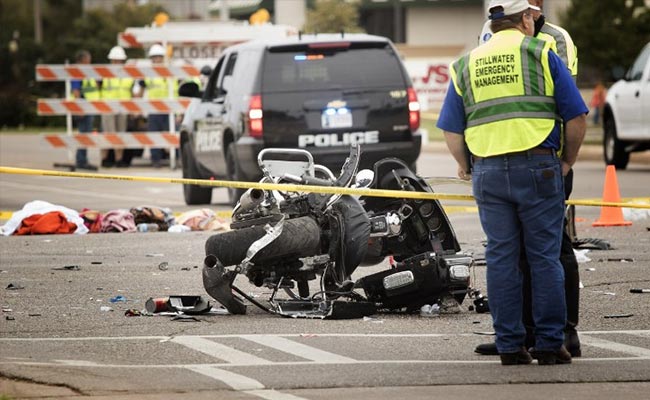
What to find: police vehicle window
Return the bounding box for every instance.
[262,46,405,92]
[203,56,225,100]
[216,52,238,96]
[223,53,238,76]
[628,44,649,81]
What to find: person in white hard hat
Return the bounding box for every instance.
[136,44,177,168]
[100,46,133,167]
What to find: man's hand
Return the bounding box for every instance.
[561,160,572,177]
[458,166,471,181]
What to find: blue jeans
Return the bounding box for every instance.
[75,115,95,166]
[147,114,169,163]
[472,152,566,353]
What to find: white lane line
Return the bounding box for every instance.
[244,389,311,400]
[1,356,649,369]
[581,334,650,357]
[185,365,264,390]
[171,336,272,365]
[241,335,356,364]
[2,330,650,341]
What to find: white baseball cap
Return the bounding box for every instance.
[488,0,540,19]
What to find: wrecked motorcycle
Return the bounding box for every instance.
[202,145,473,318]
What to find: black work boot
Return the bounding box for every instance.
[500,347,533,366]
[475,342,498,355]
[565,325,582,357]
[530,345,572,365]
[476,333,535,356]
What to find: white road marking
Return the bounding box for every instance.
[240,335,356,363]
[580,334,650,358]
[171,336,272,365]
[244,389,311,400]
[2,331,650,341]
[185,365,264,390]
[53,359,102,366]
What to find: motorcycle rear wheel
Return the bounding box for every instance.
[205,216,321,266]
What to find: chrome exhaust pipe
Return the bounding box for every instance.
[233,188,266,220]
[202,254,246,315]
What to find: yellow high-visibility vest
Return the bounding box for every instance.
[145,78,178,100]
[538,22,578,78]
[101,78,133,100]
[81,79,101,101]
[450,30,557,157]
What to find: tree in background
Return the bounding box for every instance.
[0,0,162,128]
[561,0,650,81]
[303,0,364,34]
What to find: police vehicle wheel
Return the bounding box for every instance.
[226,143,246,206]
[603,116,629,170]
[182,144,212,205]
[205,216,321,266]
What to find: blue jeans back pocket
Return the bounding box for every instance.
[530,164,561,198]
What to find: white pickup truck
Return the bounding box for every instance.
[603,42,650,169]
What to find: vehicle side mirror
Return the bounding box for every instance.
[611,66,626,81]
[178,82,200,98]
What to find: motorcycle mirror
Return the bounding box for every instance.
[355,169,375,188]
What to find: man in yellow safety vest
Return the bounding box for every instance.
[139,44,178,168]
[71,49,100,170]
[474,0,583,359]
[438,0,587,366]
[100,46,134,168]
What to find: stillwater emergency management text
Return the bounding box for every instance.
[473,53,519,88]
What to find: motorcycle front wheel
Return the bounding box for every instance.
[205,216,322,266]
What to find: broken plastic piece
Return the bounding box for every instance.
[52,265,80,271]
[100,306,113,312]
[604,313,633,318]
[6,283,25,290]
[145,296,212,315]
[168,296,212,315]
[171,315,200,322]
[109,295,127,303]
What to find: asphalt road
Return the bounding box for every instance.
[1,133,650,399]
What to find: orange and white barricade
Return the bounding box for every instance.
[36,63,199,169]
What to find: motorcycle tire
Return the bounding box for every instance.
[205,216,321,266]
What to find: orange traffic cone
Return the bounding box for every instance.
[592,165,632,227]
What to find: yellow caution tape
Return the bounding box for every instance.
[0,166,473,202]
[1,166,649,209]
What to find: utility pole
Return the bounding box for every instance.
[34,0,43,44]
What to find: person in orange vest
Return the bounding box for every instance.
[71,49,100,170]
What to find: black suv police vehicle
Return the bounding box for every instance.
[179,33,422,205]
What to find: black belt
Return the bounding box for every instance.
[472,147,555,161]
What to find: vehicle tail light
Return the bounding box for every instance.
[407,87,420,131]
[248,94,263,138]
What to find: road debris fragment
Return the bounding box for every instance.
[6,283,25,290]
[604,313,633,319]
